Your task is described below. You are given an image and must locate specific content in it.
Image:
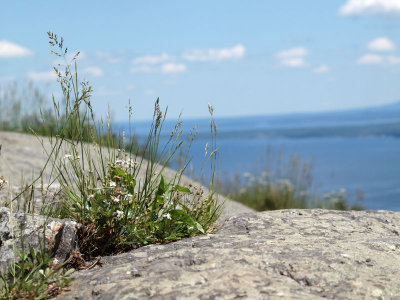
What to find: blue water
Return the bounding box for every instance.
[213,136,400,211]
[113,106,400,211]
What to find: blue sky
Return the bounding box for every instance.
[2,0,400,121]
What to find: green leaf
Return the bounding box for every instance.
[29,245,36,260]
[170,209,193,226]
[156,175,166,196]
[19,252,28,261]
[113,167,125,177]
[170,210,205,234]
[64,268,75,277]
[174,185,191,193]
[194,221,205,234]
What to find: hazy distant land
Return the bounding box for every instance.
[123,100,400,140]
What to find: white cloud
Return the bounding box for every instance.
[144,89,155,96]
[95,87,122,97]
[131,45,244,74]
[387,55,400,64]
[82,67,104,77]
[130,65,158,73]
[131,63,187,74]
[132,53,173,65]
[313,65,330,73]
[368,37,396,51]
[357,54,400,66]
[182,44,245,62]
[357,53,383,64]
[161,63,186,73]
[0,40,33,58]
[131,52,186,74]
[96,52,122,64]
[127,84,136,91]
[276,47,309,68]
[282,58,307,68]
[276,47,308,59]
[27,70,57,81]
[339,0,400,17]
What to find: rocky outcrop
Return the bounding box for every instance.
[0,207,81,274]
[57,209,400,299]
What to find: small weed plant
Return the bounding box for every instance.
[43,32,221,256]
[0,32,221,298]
[0,240,74,299]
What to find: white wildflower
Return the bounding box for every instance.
[109,181,116,188]
[0,177,8,190]
[50,257,59,267]
[112,196,120,204]
[163,213,172,220]
[115,159,124,166]
[63,154,73,160]
[124,193,133,202]
[115,210,124,219]
[115,158,136,170]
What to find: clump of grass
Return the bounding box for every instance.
[0,178,73,299]
[0,240,74,299]
[1,32,221,299]
[220,153,363,211]
[313,188,364,211]
[41,32,221,257]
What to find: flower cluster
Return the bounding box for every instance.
[115,158,137,170]
[0,176,8,191]
[115,149,137,171]
[75,155,219,256]
[84,162,138,232]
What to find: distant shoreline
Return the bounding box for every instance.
[115,120,400,141]
[201,121,400,139]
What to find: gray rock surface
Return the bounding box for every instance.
[0,207,81,274]
[57,209,400,299]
